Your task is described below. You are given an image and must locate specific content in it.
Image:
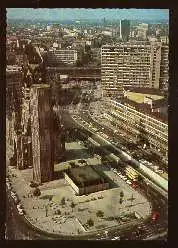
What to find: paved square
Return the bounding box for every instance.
[7,140,151,235]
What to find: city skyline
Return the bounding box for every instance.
[7,8,169,21]
[6,14,168,240]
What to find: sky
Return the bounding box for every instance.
[7,8,169,21]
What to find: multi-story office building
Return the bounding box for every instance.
[46,49,78,66]
[137,29,147,40]
[160,45,169,90]
[103,98,168,160]
[120,20,130,41]
[137,23,148,40]
[101,42,163,96]
[30,84,54,183]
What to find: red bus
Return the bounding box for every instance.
[152,212,160,222]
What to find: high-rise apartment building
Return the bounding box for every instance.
[120,20,130,41]
[160,45,169,90]
[101,42,163,97]
[30,84,54,183]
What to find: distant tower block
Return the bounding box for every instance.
[30,84,54,183]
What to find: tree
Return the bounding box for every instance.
[86,218,94,227]
[96,210,104,218]
[33,187,41,197]
[71,201,76,212]
[45,205,48,217]
[61,197,66,205]
[30,181,38,188]
[55,209,61,215]
[119,198,123,204]
[120,191,124,198]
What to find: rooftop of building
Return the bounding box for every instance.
[67,166,105,187]
[102,41,161,48]
[118,97,168,124]
[123,87,165,95]
[125,91,164,104]
[31,84,50,88]
[112,90,167,124]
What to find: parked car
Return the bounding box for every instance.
[111,236,120,240]
[6,182,11,189]
[14,195,19,203]
[11,191,16,197]
[17,204,24,215]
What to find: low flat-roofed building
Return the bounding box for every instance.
[124,91,164,104]
[64,166,109,195]
[46,49,78,66]
[121,91,168,123]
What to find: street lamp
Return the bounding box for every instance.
[45,204,48,217]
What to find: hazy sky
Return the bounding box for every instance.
[7,8,169,21]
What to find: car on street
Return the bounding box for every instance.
[111,236,120,240]
[6,182,11,190]
[17,204,24,215]
[126,180,132,185]
[11,191,16,198]
[18,209,24,215]
[13,195,19,203]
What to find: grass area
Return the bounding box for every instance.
[126,92,164,104]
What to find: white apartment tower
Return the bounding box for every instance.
[101,42,163,97]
